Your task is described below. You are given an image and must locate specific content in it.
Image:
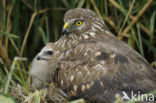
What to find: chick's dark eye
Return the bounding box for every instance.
[46,51,53,55]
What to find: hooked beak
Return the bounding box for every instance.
[37,52,43,60]
[62,22,69,35]
[37,56,41,60]
[36,55,46,61]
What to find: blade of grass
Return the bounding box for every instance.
[117,0,136,48]
[45,17,50,43]
[16,63,27,88]
[0,30,19,38]
[86,0,91,9]
[136,24,144,56]
[34,90,40,103]
[149,11,156,44]
[4,57,27,94]
[37,26,47,45]
[77,0,85,8]
[118,0,135,34]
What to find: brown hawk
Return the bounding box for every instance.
[37,8,156,103]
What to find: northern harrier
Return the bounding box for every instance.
[36,8,156,102]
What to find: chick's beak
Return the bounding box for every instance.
[62,22,69,35]
[37,56,41,60]
[37,52,43,60]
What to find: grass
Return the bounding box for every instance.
[0,0,156,103]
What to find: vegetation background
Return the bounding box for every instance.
[0,0,156,103]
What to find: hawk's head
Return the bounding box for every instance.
[62,8,106,36]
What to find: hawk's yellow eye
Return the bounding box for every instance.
[75,20,82,26]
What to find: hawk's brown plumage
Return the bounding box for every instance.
[51,39,156,103]
[37,8,156,102]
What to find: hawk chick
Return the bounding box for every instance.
[31,43,67,102]
[30,43,55,89]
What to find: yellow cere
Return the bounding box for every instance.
[63,22,69,29]
[75,20,82,26]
